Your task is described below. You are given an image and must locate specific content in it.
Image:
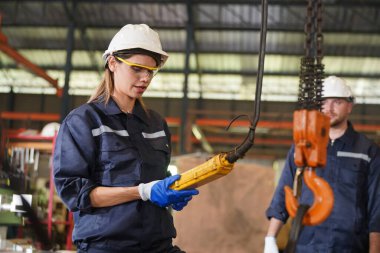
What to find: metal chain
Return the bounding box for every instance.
[298,0,325,110]
[287,4,326,253]
[315,0,324,109]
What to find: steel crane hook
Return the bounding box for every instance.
[284,167,334,226]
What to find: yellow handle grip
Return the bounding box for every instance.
[170,153,234,190]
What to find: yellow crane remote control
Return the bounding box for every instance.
[170,153,234,190]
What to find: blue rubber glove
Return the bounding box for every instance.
[138,175,199,208]
[172,196,193,211]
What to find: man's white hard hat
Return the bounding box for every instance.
[322,76,354,102]
[103,24,169,67]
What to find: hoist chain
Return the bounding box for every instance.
[298,0,325,111]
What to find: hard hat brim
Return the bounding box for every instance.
[103,45,168,68]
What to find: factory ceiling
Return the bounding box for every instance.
[1,0,380,158]
[1,0,380,102]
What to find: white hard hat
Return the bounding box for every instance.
[40,122,60,137]
[103,24,169,67]
[322,76,354,102]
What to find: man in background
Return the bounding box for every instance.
[264,76,380,253]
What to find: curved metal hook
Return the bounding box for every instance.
[284,167,334,226]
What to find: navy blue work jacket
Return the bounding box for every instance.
[266,122,380,253]
[53,98,176,252]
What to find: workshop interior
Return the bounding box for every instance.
[1,0,380,252]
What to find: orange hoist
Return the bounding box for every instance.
[284,1,334,252]
[171,0,269,191]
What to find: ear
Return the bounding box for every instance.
[347,102,353,114]
[107,56,117,72]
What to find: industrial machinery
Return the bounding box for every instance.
[171,0,268,191]
[283,0,334,252]
[0,187,52,251]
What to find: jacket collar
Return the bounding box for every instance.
[95,98,150,125]
[337,121,356,146]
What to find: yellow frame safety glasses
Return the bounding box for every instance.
[115,56,159,78]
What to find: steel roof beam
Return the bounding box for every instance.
[0,31,61,96]
[3,23,380,34]
[180,0,194,154]
[5,0,380,7]
[4,64,380,79]
[7,45,380,58]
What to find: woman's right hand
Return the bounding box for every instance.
[138,175,199,209]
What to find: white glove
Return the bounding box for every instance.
[138,181,159,201]
[138,176,199,208]
[264,236,279,253]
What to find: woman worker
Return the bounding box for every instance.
[53,24,199,253]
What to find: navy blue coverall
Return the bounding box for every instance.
[53,98,181,253]
[266,122,380,253]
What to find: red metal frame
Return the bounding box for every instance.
[0,16,61,97]
[0,112,60,122]
[2,111,380,151]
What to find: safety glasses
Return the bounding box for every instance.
[115,56,159,78]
